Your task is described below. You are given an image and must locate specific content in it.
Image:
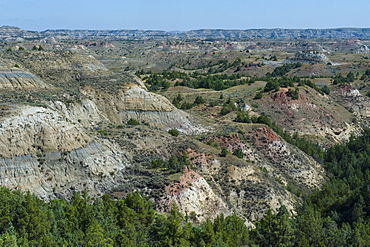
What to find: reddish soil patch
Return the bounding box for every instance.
[340,84,352,92]
[186,148,213,169]
[271,88,306,104]
[253,127,279,147]
[203,134,244,152]
[164,167,201,196]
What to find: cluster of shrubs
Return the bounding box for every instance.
[332,71,355,84]
[220,147,244,159]
[266,62,302,77]
[172,94,205,110]
[360,69,370,81]
[6,45,44,52]
[253,76,330,100]
[150,154,191,173]
[168,128,180,136]
[219,97,238,115]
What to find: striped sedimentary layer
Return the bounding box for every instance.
[0,69,48,89]
[0,105,128,199]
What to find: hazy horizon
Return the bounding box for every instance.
[3,25,370,33]
[1,0,370,32]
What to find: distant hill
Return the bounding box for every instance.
[1,26,370,40]
[182,28,370,39]
[0,26,40,39]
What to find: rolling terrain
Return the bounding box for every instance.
[1,26,370,228]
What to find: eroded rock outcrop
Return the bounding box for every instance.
[158,167,232,222]
[331,84,370,132]
[0,140,128,200]
[0,106,90,156]
[0,104,129,199]
[49,99,108,128]
[356,44,370,53]
[253,127,324,189]
[194,128,325,220]
[254,87,356,146]
[81,84,206,134]
[0,69,49,89]
[286,50,330,64]
[1,51,108,84]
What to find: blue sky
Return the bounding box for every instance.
[1,0,369,31]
